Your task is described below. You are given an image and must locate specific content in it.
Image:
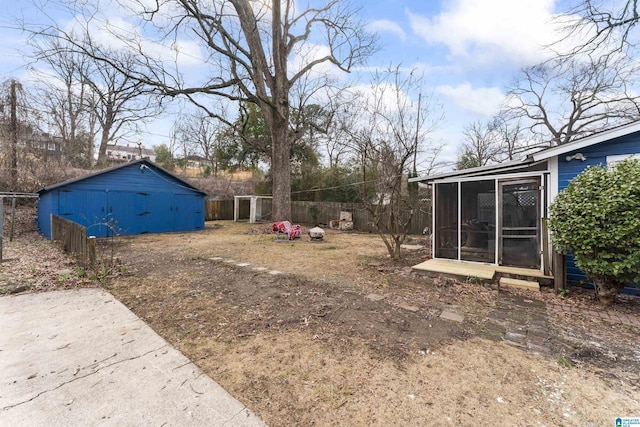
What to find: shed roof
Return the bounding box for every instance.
[38,158,207,196]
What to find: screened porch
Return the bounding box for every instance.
[433,176,543,270]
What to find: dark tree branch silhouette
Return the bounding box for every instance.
[25,0,377,219]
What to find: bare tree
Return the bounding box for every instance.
[456,121,503,169]
[505,55,640,146]
[489,112,528,161]
[174,112,223,175]
[287,88,357,170]
[28,0,377,219]
[455,113,529,170]
[0,80,23,189]
[0,79,41,190]
[0,79,80,191]
[28,33,163,166]
[558,1,640,54]
[348,67,442,259]
[81,51,162,166]
[31,38,94,167]
[324,108,354,169]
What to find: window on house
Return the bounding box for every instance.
[606,153,639,167]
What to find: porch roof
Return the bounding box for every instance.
[408,158,537,183]
[411,120,640,184]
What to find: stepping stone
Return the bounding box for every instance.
[505,331,526,344]
[499,277,540,291]
[397,302,419,312]
[4,284,28,294]
[440,310,464,323]
[252,267,268,272]
[236,263,251,267]
[209,257,223,261]
[504,340,526,348]
[268,270,283,275]
[223,259,237,263]
[527,342,551,355]
[400,244,424,250]
[366,293,385,302]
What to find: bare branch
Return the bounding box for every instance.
[557,0,640,55]
[504,54,640,145]
[22,0,377,219]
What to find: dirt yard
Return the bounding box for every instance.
[2,216,640,426]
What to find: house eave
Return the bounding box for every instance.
[531,120,640,162]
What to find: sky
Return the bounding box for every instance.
[0,0,580,173]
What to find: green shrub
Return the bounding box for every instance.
[548,158,640,305]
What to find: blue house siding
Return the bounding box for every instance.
[556,131,640,291]
[557,132,640,191]
[38,160,205,238]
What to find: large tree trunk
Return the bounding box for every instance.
[267,0,291,221]
[96,128,111,166]
[270,114,292,221]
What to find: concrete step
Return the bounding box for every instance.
[499,277,540,291]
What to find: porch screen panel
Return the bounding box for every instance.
[500,180,540,269]
[460,181,496,263]
[435,183,458,259]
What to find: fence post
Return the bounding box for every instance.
[9,197,16,242]
[553,252,566,292]
[88,236,96,267]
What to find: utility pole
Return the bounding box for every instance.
[9,80,18,190]
[413,92,422,177]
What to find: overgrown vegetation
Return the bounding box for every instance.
[548,158,640,305]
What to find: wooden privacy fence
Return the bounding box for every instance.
[51,214,96,267]
[208,198,431,235]
[290,201,431,235]
[205,199,235,221]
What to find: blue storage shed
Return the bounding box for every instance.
[38,159,207,238]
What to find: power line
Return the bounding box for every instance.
[290,174,405,195]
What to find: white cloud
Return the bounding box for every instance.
[408,0,562,67]
[288,41,355,83]
[436,83,504,116]
[368,19,407,41]
[353,62,453,79]
[63,13,204,68]
[349,81,416,117]
[0,33,30,78]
